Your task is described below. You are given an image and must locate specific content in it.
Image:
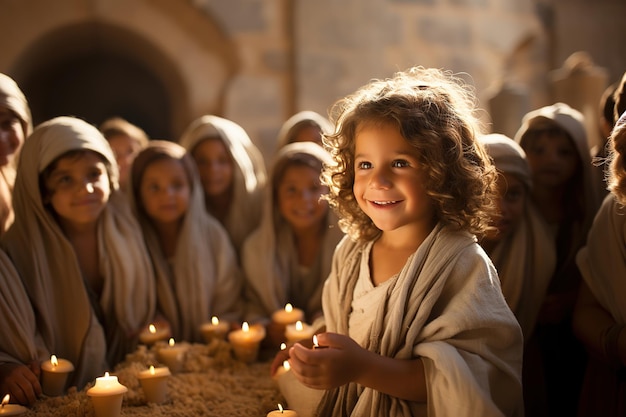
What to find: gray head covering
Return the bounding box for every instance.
[480,133,532,190]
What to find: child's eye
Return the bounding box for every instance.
[391,159,409,168]
[357,161,372,169]
[88,169,104,181]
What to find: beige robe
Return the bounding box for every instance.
[0,249,46,366]
[179,115,267,255]
[241,142,344,323]
[0,116,156,389]
[129,141,243,343]
[319,225,524,417]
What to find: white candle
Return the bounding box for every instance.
[199,316,230,343]
[86,372,128,417]
[271,303,304,326]
[284,321,315,347]
[227,322,266,363]
[137,365,170,404]
[138,323,170,345]
[267,403,298,417]
[40,354,75,396]
[0,395,27,416]
[272,360,291,380]
[157,338,188,373]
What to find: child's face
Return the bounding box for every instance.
[0,107,24,166]
[191,138,234,199]
[139,158,190,226]
[353,123,435,235]
[107,134,142,187]
[524,131,579,189]
[277,164,328,233]
[484,172,526,243]
[44,152,111,228]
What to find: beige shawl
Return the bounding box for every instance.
[129,140,243,343]
[179,115,266,255]
[0,249,46,365]
[242,142,344,323]
[0,116,156,388]
[0,73,32,235]
[481,134,557,339]
[576,194,626,324]
[319,225,523,417]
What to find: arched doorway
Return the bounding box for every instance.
[12,21,182,140]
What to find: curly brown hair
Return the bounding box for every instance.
[322,66,498,242]
[608,116,626,204]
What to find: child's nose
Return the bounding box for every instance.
[369,168,392,189]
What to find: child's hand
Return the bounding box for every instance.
[0,362,42,405]
[287,332,365,390]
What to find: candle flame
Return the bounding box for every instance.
[278,403,284,412]
[313,334,319,347]
[169,338,175,347]
[280,342,287,351]
[242,322,249,332]
[1,394,8,406]
[282,360,290,371]
[295,321,303,331]
[211,316,219,325]
[285,303,293,313]
[104,372,110,378]
[51,354,59,367]
[149,324,156,334]
[149,365,155,375]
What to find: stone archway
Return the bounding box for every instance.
[1,0,238,140]
[15,22,173,139]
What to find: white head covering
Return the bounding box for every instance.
[179,115,266,254]
[0,73,32,138]
[275,110,334,151]
[1,116,156,388]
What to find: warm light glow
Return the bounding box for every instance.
[285,303,293,313]
[282,360,290,371]
[280,342,287,351]
[104,372,110,378]
[295,321,303,331]
[313,334,319,347]
[211,316,219,325]
[149,365,155,375]
[169,338,175,347]
[1,394,9,406]
[149,324,156,334]
[278,403,284,412]
[242,322,249,332]
[51,354,59,367]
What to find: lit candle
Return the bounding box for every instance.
[227,321,266,363]
[86,372,128,417]
[199,316,230,343]
[271,303,304,326]
[157,338,188,373]
[0,395,27,416]
[137,365,171,404]
[272,360,291,380]
[40,354,75,396]
[267,403,298,417]
[138,323,169,345]
[284,321,315,348]
[312,334,319,348]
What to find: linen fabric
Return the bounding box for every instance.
[275,110,334,150]
[317,225,524,417]
[1,116,156,388]
[179,115,266,255]
[129,140,243,343]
